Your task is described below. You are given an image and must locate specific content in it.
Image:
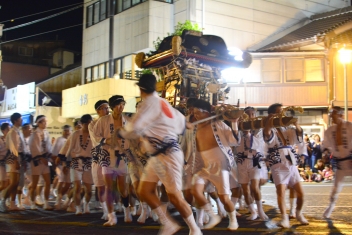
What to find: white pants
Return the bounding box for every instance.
[92,162,104,187]
[271,163,300,188]
[237,158,261,184]
[141,150,184,195]
[192,147,231,195]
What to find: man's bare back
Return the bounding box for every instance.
[196,122,218,152]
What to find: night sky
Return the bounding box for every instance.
[0,0,84,51]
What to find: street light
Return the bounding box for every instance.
[338,46,352,121]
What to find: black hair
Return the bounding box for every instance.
[137,74,156,94]
[10,113,22,124]
[267,103,283,114]
[331,106,344,114]
[62,125,71,130]
[186,98,198,108]
[1,123,10,131]
[35,115,46,123]
[109,95,125,109]
[95,100,108,110]
[74,120,81,127]
[22,123,31,128]
[244,106,255,113]
[193,99,211,113]
[80,114,92,124]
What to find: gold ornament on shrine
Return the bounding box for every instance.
[238,106,304,131]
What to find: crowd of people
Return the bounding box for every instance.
[0,73,351,235]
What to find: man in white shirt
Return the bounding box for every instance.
[2,113,24,211]
[52,125,71,210]
[29,115,53,210]
[263,103,308,228]
[16,123,32,209]
[93,95,132,226]
[118,74,201,235]
[66,114,94,215]
[88,100,109,220]
[0,123,10,211]
[322,106,352,219]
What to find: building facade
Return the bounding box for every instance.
[62,0,350,135]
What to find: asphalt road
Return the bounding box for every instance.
[0,182,352,235]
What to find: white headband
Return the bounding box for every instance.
[196,108,209,113]
[113,98,125,104]
[96,102,108,110]
[35,116,46,124]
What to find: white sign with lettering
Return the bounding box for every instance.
[79,94,88,106]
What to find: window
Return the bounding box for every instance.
[100,0,107,20]
[123,0,131,10]
[86,68,92,83]
[93,66,99,80]
[285,58,304,83]
[115,59,122,78]
[123,55,133,79]
[87,5,93,27]
[305,59,324,82]
[132,0,140,6]
[18,47,33,56]
[155,0,173,3]
[243,59,261,83]
[261,58,281,83]
[93,2,100,24]
[106,62,110,78]
[116,0,123,13]
[99,63,105,79]
[86,0,108,28]
[116,0,149,14]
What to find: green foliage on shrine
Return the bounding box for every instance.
[141,69,152,74]
[172,20,202,36]
[152,20,202,51]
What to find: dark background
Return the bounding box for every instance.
[0,0,84,52]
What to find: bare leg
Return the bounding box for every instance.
[276,184,289,228]
[73,180,82,215]
[292,182,309,225]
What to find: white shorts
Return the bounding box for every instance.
[102,160,128,176]
[70,169,93,184]
[56,165,71,183]
[259,161,268,180]
[237,159,261,184]
[271,163,300,188]
[0,165,7,181]
[30,161,50,176]
[192,147,231,195]
[204,182,216,193]
[6,163,19,173]
[229,166,240,189]
[92,162,104,187]
[128,162,143,185]
[140,150,184,195]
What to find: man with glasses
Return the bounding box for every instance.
[322,106,352,219]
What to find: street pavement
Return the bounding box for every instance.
[0,182,352,235]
